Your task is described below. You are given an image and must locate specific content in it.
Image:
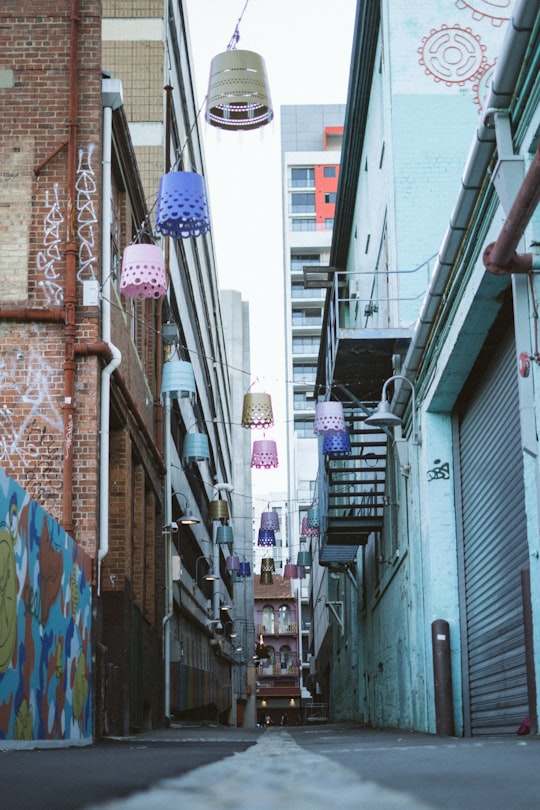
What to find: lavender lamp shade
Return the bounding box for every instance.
[226,554,240,572]
[161,360,196,400]
[155,171,210,239]
[283,563,298,579]
[120,244,167,300]
[296,565,306,579]
[182,432,210,462]
[323,428,352,457]
[241,393,274,428]
[251,440,278,469]
[314,401,346,435]
[260,510,280,531]
[205,49,273,132]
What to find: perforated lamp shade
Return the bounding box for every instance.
[301,517,318,538]
[323,428,352,457]
[155,171,210,239]
[307,507,319,528]
[260,510,280,531]
[238,561,251,577]
[161,360,196,400]
[206,49,273,131]
[182,433,210,462]
[120,244,167,300]
[260,557,275,584]
[241,393,273,428]
[251,440,278,469]
[257,529,276,547]
[216,525,234,544]
[209,499,230,521]
[314,401,346,435]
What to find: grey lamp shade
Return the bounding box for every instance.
[182,432,210,462]
[155,171,210,239]
[161,359,196,400]
[206,49,273,131]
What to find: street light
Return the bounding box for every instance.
[364,374,421,445]
[172,491,200,525]
[194,555,219,588]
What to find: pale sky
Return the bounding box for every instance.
[184,0,357,497]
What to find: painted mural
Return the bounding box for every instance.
[0,466,92,744]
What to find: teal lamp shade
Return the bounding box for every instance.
[161,360,196,400]
[182,432,210,462]
[307,507,319,528]
[216,525,234,544]
[297,549,312,567]
[155,171,210,239]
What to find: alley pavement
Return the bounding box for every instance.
[83,721,540,810]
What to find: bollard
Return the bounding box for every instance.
[432,619,455,736]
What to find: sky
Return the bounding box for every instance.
[184,0,357,497]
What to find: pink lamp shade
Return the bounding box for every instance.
[283,563,298,579]
[260,510,280,531]
[120,244,167,300]
[155,171,210,239]
[301,516,319,537]
[251,440,278,469]
[314,400,346,435]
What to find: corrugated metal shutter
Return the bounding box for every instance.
[458,331,529,735]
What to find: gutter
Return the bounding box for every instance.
[397,0,539,410]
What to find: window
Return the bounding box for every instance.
[325,218,334,229]
[290,192,315,213]
[324,192,336,204]
[294,417,315,437]
[292,364,317,383]
[280,645,292,669]
[291,218,316,231]
[262,605,275,634]
[278,605,291,633]
[294,392,314,410]
[292,336,320,354]
[323,166,336,178]
[291,308,322,326]
[291,167,314,187]
[291,253,321,271]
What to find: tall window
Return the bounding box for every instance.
[278,604,291,632]
[290,192,315,213]
[290,167,314,187]
[262,605,275,634]
[280,645,292,669]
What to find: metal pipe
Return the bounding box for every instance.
[483,140,540,275]
[431,619,455,736]
[0,308,64,322]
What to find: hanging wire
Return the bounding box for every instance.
[227,0,250,50]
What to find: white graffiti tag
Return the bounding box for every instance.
[36,183,64,306]
[76,143,98,282]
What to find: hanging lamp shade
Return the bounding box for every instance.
[226,554,240,572]
[296,565,306,580]
[323,428,352,457]
[206,49,273,132]
[307,507,319,528]
[260,510,280,532]
[283,563,298,579]
[241,392,274,429]
[251,440,278,469]
[120,243,167,300]
[161,359,196,400]
[314,401,346,435]
[261,557,275,572]
[301,516,318,538]
[182,432,210,462]
[155,171,210,239]
[209,499,230,521]
[260,569,273,585]
[257,529,276,547]
[238,561,251,578]
[216,524,234,544]
[297,549,312,567]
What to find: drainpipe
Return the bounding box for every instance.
[163,390,173,720]
[483,138,540,275]
[97,79,123,593]
[62,0,80,535]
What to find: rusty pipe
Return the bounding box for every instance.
[0,308,64,322]
[484,140,540,276]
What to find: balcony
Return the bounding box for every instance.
[257,664,300,677]
[258,623,298,635]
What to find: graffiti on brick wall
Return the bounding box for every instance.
[36,183,64,307]
[76,143,98,283]
[0,467,93,743]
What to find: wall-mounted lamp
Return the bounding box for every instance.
[215,591,233,611]
[364,375,421,462]
[172,491,200,525]
[194,555,219,586]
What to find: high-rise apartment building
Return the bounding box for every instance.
[281,105,345,701]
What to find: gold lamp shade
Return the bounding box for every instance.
[241,392,274,429]
[210,499,230,521]
[206,49,273,132]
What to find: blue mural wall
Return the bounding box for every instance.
[0,467,92,744]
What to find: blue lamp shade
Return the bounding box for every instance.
[238,561,251,578]
[257,529,276,547]
[323,428,352,457]
[161,360,196,400]
[260,510,280,531]
[307,507,319,528]
[155,171,210,239]
[216,525,234,544]
[182,432,210,462]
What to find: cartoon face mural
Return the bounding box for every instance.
[0,467,92,743]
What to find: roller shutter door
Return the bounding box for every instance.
[457,331,529,735]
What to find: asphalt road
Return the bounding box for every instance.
[2,723,540,809]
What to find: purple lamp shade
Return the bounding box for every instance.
[251,440,278,469]
[260,510,280,531]
[314,401,346,435]
[283,563,298,579]
[120,244,167,300]
[155,171,210,239]
[226,554,240,572]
